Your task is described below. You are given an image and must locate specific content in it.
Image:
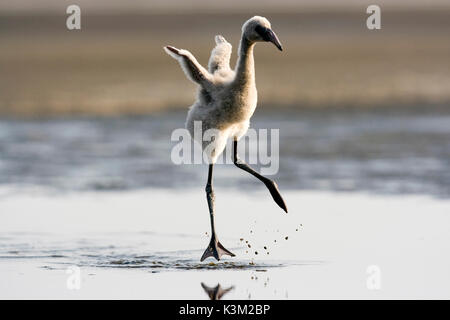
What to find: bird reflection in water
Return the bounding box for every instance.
[201,282,234,300]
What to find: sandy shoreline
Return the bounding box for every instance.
[1,189,449,299]
[2,10,450,116]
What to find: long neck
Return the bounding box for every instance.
[234,36,255,86]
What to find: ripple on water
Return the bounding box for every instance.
[86,256,287,271]
[0,232,324,272]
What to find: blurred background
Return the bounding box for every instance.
[0,0,449,197]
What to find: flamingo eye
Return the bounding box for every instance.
[255,25,271,41]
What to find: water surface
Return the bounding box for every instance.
[1,109,449,197]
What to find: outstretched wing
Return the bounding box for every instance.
[208,35,232,74]
[164,46,214,90]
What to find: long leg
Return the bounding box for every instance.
[200,164,235,262]
[233,139,288,213]
[206,164,216,236]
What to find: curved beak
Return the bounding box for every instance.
[267,29,283,51]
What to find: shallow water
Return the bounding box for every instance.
[1,190,449,299]
[1,109,449,197]
[0,187,323,279]
[1,108,450,298]
[0,231,301,272]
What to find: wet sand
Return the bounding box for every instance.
[1,189,449,299]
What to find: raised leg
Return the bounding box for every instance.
[233,139,288,213]
[200,164,235,262]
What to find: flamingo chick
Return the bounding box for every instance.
[164,16,287,262]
